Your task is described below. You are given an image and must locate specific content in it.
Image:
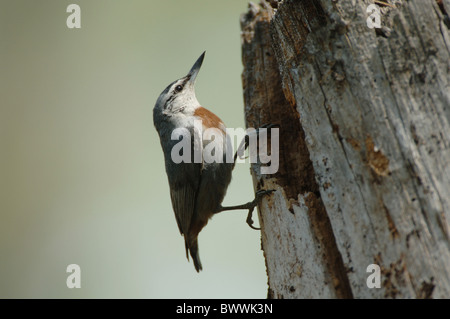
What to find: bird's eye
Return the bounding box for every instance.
[175,85,183,92]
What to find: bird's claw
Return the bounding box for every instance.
[246,207,260,230]
[255,189,275,200]
[246,189,275,230]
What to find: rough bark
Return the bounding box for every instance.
[241,0,450,298]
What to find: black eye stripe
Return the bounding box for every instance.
[175,77,190,92]
[161,80,177,95]
[163,77,191,109]
[166,94,175,106]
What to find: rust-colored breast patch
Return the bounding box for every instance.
[194,107,225,130]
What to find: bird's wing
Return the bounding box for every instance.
[169,173,199,235]
[164,126,202,236]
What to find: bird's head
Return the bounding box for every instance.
[154,51,205,123]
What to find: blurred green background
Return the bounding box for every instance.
[0,0,268,298]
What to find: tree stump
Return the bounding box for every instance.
[241,0,450,298]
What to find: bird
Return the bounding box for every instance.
[153,52,273,272]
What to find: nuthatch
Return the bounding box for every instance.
[153,52,273,272]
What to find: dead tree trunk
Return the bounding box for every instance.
[241,0,450,298]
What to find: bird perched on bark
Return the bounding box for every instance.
[153,52,273,272]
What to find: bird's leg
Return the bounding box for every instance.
[223,123,278,229]
[216,189,275,230]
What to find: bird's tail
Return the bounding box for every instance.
[185,237,203,272]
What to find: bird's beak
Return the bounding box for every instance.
[187,51,206,86]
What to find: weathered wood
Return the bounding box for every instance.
[241,0,450,298]
[241,1,352,299]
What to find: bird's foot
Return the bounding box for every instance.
[246,189,275,230]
